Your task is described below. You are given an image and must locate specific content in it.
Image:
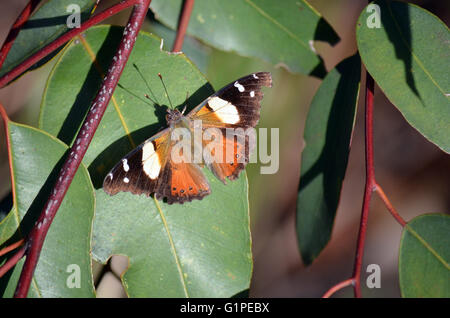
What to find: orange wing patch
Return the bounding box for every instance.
[169,162,210,203]
[204,131,249,183]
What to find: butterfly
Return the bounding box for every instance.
[103,72,272,204]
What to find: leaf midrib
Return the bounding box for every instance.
[387,2,448,97]
[405,224,450,271]
[244,0,310,51]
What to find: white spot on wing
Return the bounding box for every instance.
[250,91,255,98]
[142,142,161,179]
[208,97,240,124]
[122,159,129,172]
[107,173,113,180]
[123,177,130,183]
[253,73,259,79]
[234,81,245,92]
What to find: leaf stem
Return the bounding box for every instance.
[0,245,26,278]
[172,0,195,52]
[0,0,139,88]
[9,0,151,298]
[0,239,25,258]
[322,278,354,298]
[374,183,407,227]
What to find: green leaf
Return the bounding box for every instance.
[150,0,339,76]
[147,21,211,74]
[0,120,95,297]
[0,0,95,80]
[296,54,361,265]
[39,26,253,297]
[399,214,450,298]
[356,0,450,153]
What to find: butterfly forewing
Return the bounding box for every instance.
[188,72,272,128]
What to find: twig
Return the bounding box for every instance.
[0,0,41,69]
[0,246,26,278]
[374,184,407,227]
[321,72,376,298]
[172,0,195,52]
[0,239,25,257]
[0,0,139,88]
[351,73,375,298]
[5,0,152,298]
[322,278,354,298]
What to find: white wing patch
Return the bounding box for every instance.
[122,159,130,172]
[142,142,161,179]
[208,97,240,124]
[234,81,245,92]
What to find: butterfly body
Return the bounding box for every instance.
[103,72,272,204]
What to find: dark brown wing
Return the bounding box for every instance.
[187,72,272,128]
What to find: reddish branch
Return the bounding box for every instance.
[322,72,407,298]
[0,0,41,69]
[0,0,151,297]
[172,0,195,52]
[0,0,140,88]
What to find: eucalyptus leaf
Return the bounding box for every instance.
[296,54,361,265]
[357,0,450,153]
[150,0,339,76]
[0,120,95,297]
[399,214,450,298]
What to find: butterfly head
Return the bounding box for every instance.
[166,108,183,125]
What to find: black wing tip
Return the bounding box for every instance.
[252,72,272,88]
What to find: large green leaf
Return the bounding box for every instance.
[0,0,95,80]
[0,120,95,297]
[356,0,450,153]
[296,54,361,265]
[399,214,450,298]
[39,26,253,297]
[150,0,339,76]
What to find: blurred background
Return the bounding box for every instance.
[0,0,449,297]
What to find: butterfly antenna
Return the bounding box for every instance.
[158,72,174,109]
[132,63,159,105]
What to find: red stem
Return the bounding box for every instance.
[0,0,139,88]
[374,184,407,227]
[0,0,41,69]
[322,278,354,298]
[322,72,376,298]
[0,239,24,257]
[8,0,152,298]
[351,73,375,298]
[0,246,26,278]
[172,0,195,52]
